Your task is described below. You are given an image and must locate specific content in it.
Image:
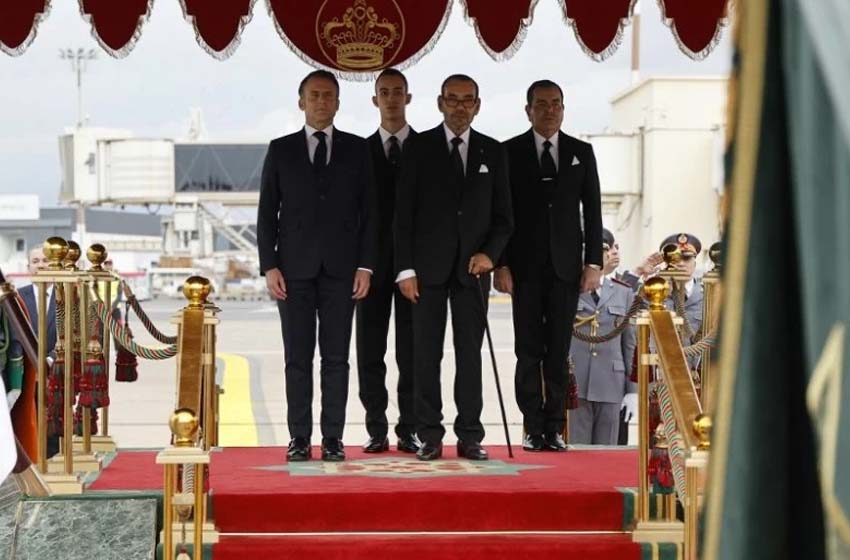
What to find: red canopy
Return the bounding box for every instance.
[0,0,731,77]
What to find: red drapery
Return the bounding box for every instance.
[0,0,731,76]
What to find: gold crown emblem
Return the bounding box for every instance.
[319,0,402,70]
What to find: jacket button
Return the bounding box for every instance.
[457,210,463,216]
[320,195,326,201]
[548,203,553,208]
[591,351,598,357]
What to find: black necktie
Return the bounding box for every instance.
[450,136,464,183]
[591,290,600,304]
[313,130,327,174]
[387,135,401,167]
[541,140,557,180]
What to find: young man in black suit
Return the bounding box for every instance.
[394,74,513,461]
[257,70,378,462]
[494,80,603,452]
[356,69,420,454]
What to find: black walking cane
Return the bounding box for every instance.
[475,274,513,458]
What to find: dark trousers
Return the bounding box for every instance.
[355,276,415,439]
[413,273,489,445]
[277,270,355,440]
[512,264,580,435]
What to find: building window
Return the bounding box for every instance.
[15,239,25,252]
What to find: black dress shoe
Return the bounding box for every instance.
[543,433,568,452]
[287,437,311,462]
[363,436,389,453]
[522,434,545,452]
[416,441,443,461]
[321,438,345,461]
[457,440,489,461]
[397,434,422,454]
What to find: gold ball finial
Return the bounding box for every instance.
[693,413,712,450]
[87,243,108,272]
[183,276,211,309]
[661,243,683,269]
[708,242,722,272]
[43,237,69,271]
[64,240,82,271]
[169,408,199,447]
[642,276,669,311]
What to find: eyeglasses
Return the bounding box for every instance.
[442,96,477,109]
[532,101,564,111]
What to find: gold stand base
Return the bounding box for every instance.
[632,520,684,544]
[72,435,117,453]
[42,473,83,495]
[160,521,220,544]
[46,453,103,474]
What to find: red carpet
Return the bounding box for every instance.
[91,446,637,533]
[90,447,642,558]
[214,533,640,560]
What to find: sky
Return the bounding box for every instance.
[0,0,731,205]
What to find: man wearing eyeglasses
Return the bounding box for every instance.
[494,79,603,452]
[394,74,513,461]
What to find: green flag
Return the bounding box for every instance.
[704,0,850,558]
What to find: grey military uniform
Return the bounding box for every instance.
[665,278,704,370]
[569,277,637,445]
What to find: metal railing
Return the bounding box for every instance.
[632,245,720,560]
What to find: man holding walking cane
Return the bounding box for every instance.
[394,74,513,461]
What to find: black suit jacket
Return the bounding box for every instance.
[367,128,416,286]
[501,129,603,282]
[18,284,57,352]
[257,127,378,280]
[394,124,513,287]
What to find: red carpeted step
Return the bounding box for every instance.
[211,446,637,533]
[88,447,638,534]
[213,533,641,560]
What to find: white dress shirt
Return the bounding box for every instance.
[304,124,334,164]
[378,124,411,158]
[532,129,559,171]
[35,285,53,321]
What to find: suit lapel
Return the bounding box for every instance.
[577,291,596,313]
[20,285,37,327]
[464,130,482,189]
[47,289,56,335]
[524,129,541,179]
[597,278,615,308]
[557,130,575,191]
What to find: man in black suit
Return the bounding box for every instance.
[356,68,419,454]
[395,74,513,461]
[17,247,57,354]
[494,80,603,452]
[257,70,378,462]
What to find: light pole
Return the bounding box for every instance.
[59,48,97,128]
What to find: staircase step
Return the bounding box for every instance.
[213,533,641,560]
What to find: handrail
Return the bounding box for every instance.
[649,310,703,451]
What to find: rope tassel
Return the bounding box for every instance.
[46,348,65,437]
[80,309,109,409]
[114,312,139,382]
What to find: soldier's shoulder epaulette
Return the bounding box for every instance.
[611,277,631,288]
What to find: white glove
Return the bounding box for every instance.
[621,393,638,422]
